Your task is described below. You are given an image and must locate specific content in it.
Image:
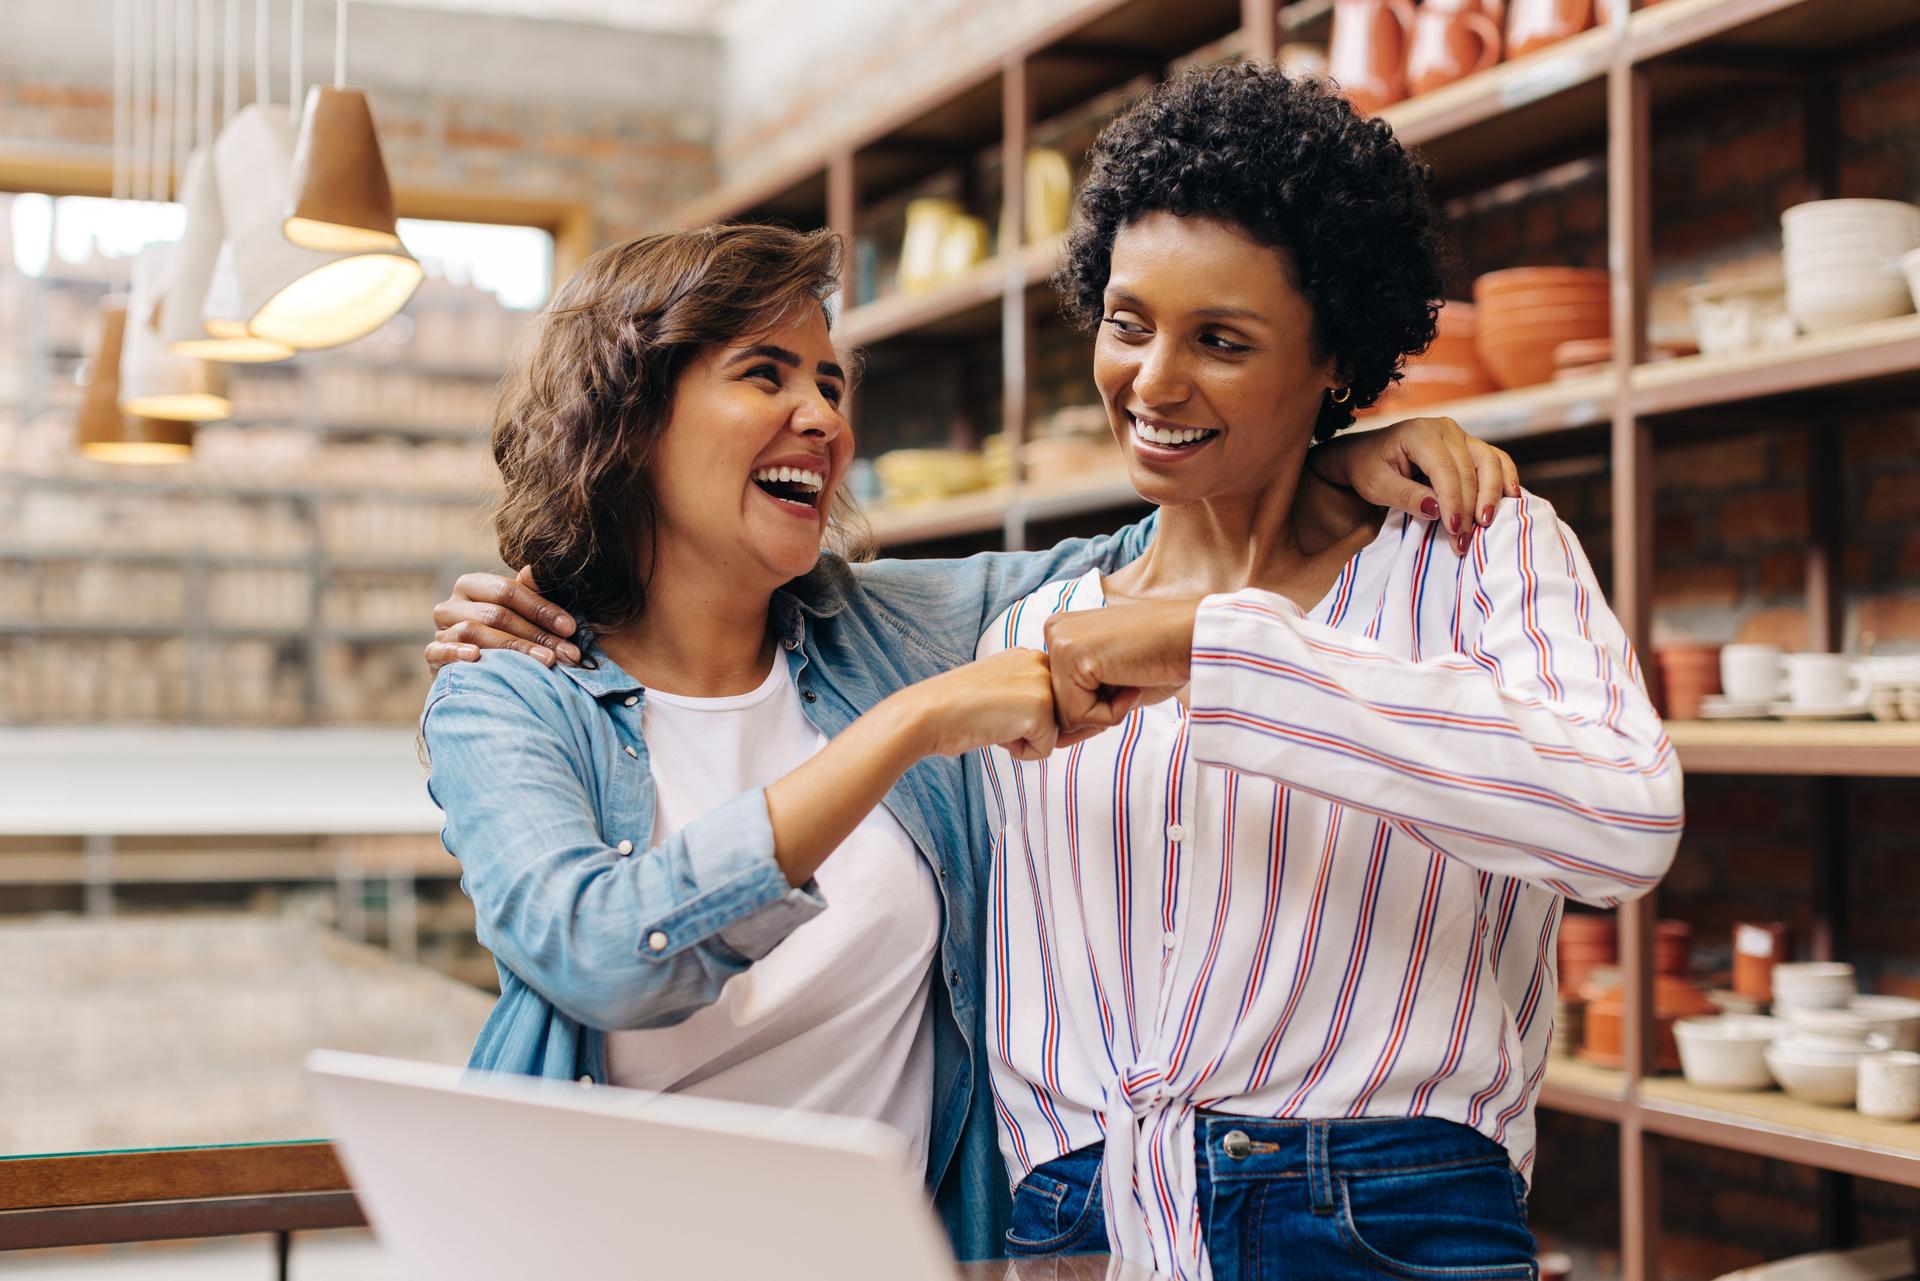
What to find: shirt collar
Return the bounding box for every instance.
[551,640,646,701]
[774,553,855,622]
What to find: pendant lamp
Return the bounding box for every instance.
[78,302,195,463]
[114,0,231,427]
[218,101,421,348]
[119,239,234,419]
[165,0,293,360]
[284,0,399,251]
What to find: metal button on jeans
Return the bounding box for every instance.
[1223,1129,1252,1159]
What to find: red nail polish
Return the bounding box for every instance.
[1449,513,1463,534]
[1481,505,1495,526]
[1421,498,1440,519]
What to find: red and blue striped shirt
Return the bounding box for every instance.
[976,495,1683,1280]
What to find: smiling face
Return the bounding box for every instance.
[1094,212,1337,507]
[648,304,853,591]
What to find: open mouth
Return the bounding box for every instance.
[751,465,826,510]
[1129,412,1221,452]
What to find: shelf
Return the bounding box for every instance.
[1539,1057,1632,1121]
[1359,373,1615,444]
[865,463,1148,547]
[0,622,308,640]
[1666,720,1920,776]
[1639,1076,1920,1188]
[0,850,462,886]
[1631,312,1920,418]
[842,236,1062,348]
[0,470,490,504]
[1629,0,1920,66]
[0,547,311,567]
[1540,1061,1920,1187]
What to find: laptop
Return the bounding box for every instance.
[305,1049,960,1281]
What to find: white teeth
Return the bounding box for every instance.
[1131,417,1218,447]
[751,466,824,492]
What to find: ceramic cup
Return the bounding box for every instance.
[1785,653,1867,709]
[1858,1050,1920,1123]
[1720,643,1784,704]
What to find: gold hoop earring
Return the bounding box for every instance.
[1329,386,1352,404]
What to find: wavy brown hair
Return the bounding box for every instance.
[491,223,853,632]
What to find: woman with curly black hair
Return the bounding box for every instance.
[972,63,1681,1280]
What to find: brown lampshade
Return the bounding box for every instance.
[76,302,195,463]
[283,85,402,252]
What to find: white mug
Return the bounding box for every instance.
[1785,652,1866,709]
[1720,643,1783,704]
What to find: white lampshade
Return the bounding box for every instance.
[165,148,295,362]
[215,103,421,350]
[119,243,233,421]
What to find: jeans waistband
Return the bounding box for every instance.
[1196,1113,1513,1188]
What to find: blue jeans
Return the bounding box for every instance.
[1005,1115,1539,1281]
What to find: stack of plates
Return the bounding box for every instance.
[1782,199,1920,334]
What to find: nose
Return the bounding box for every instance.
[1130,336,1191,409]
[792,387,845,442]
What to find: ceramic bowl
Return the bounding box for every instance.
[1786,282,1913,334]
[1771,962,1856,1010]
[1765,1035,1887,1106]
[1858,1050,1920,1123]
[1903,248,1920,314]
[1849,995,1920,1052]
[1674,1015,1783,1091]
[1781,198,1920,233]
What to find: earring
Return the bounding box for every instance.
[1329,386,1352,404]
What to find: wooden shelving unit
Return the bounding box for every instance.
[672,4,1920,1281]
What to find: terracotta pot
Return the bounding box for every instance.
[1329,0,1418,115]
[1506,0,1594,59]
[1558,912,1617,996]
[1407,1,1503,96]
[1732,922,1790,1002]
[1581,975,1716,1072]
[1655,644,1721,720]
[1656,919,1693,976]
[1474,266,1610,296]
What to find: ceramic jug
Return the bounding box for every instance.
[1024,149,1073,242]
[1506,0,1593,59]
[1328,0,1418,115]
[898,198,962,295]
[1406,1,1503,96]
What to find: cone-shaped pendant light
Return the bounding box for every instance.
[218,101,421,348]
[79,301,195,463]
[165,147,295,359]
[285,85,401,251]
[119,240,234,419]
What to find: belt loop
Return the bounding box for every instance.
[1307,1121,1335,1215]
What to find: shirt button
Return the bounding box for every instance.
[647,931,669,952]
[624,745,638,759]
[624,695,638,707]
[783,637,799,651]
[577,1075,594,1087]
[802,689,817,703]
[1163,931,1178,952]
[1167,823,1187,843]
[617,839,634,856]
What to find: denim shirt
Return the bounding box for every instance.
[420,517,1153,1261]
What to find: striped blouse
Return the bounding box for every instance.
[975,494,1683,1281]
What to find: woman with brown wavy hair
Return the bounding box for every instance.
[416,220,1520,1259]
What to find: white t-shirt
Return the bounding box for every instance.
[605,654,941,1172]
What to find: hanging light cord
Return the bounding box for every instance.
[223,0,238,123]
[334,0,347,89]
[197,0,213,151]
[290,0,304,122]
[255,0,268,107]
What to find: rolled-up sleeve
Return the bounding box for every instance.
[422,674,823,1031]
[1186,495,1683,907]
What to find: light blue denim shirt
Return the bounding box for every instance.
[420,518,1153,1260]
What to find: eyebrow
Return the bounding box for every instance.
[728,343,845,384]
[1105,290,1270,326]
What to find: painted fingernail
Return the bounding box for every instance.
[1421,498,1440,519]
[1507,483,1521,498]
[1449,512,1463,534]
[1481,505,1495,527]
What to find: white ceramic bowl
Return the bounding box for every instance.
[1859,1050,1920,1122]
[1784,1007,1877,1044]
[1765,1035,1888,1106]
[1675,1015,1783,1090]
[1904,248,1920,314]
[1685,278,1794,355]
[1782,198,1920,233]
[1849,995,1920,1052]
[1787,286,1914,333]
[1772,962,1857,1009]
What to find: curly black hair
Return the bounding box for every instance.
[1056,62,1447,440]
